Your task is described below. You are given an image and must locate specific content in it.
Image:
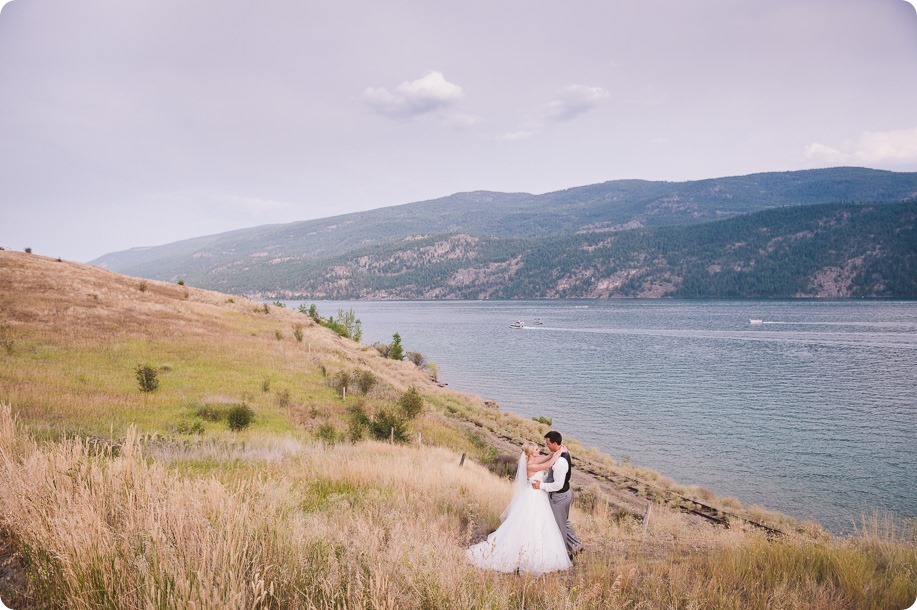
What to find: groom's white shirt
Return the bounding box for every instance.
[540,457,568,493]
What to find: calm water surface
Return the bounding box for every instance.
[294,299,917,533]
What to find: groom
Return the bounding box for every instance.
[532,431,584,557]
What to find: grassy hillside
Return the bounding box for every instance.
[0,251,914,609]
[89,167,917,294]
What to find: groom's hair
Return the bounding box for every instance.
[544,431,562,444]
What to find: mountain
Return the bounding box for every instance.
[217,202,917,299]
[91,167,917,297]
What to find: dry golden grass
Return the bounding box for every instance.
[1,404,914,609]
[0,251,915,609]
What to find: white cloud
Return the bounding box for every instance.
[363,71,465,120]
[805,127,917,164]
[543,84,610,123]
[495,84,609,140]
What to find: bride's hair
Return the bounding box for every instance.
[522,441,539,457]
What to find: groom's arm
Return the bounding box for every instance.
[539,459,568,493]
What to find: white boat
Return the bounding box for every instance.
[749,319,764,325]
[510,320,525,328]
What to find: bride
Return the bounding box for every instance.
[466,441,573,574]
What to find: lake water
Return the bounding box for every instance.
[291,299,917,533]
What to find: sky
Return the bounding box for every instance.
[1,0,916,262]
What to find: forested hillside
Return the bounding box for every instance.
[240,202,916,299]
[90,168,917,294]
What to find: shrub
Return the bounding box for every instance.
[488,454,519,478]
[135,364,159,392]
[261,377,271,392]
[177,280,185,286]
[176,420,205,435]
[227,404,255,431]
[194,404,225,422]
[346,404,369,442]
[372,342,390,358]
[299,303,320,322]
[262,303,270,314]
[138,280,148,292]
[275,389,291,409]
[328,370,351,391]
[273,301,286,308]
[423,362,439,382]
[398,386,423,420]
[405,351,426,366]
[315,423,341,446]
[368,409,408,442]
[275,329,283,340]
[292,324,304,342]
[353,369,377,394]
[532,415,552,426]
[24,247,31,254]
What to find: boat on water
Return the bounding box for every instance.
[510,320,525,328]
[532,318,544,326]
[749,319,764,325]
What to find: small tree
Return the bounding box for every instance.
[398,386,423,420]
[135,364,159,392]
[292,323,304,342]
[336,308,363,342]
[24,247,32,254]
[389,333,404,361]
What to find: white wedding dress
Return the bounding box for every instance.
[466,454,572,574]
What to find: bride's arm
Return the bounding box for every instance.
[527,448,564,474]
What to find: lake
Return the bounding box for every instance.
[288,299,917,533]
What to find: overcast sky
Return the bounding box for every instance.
[1,0,916,262]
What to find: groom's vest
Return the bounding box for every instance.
[544,452,572,494]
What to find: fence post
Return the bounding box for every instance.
[390,427,394,444]
[459,453,465,467]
